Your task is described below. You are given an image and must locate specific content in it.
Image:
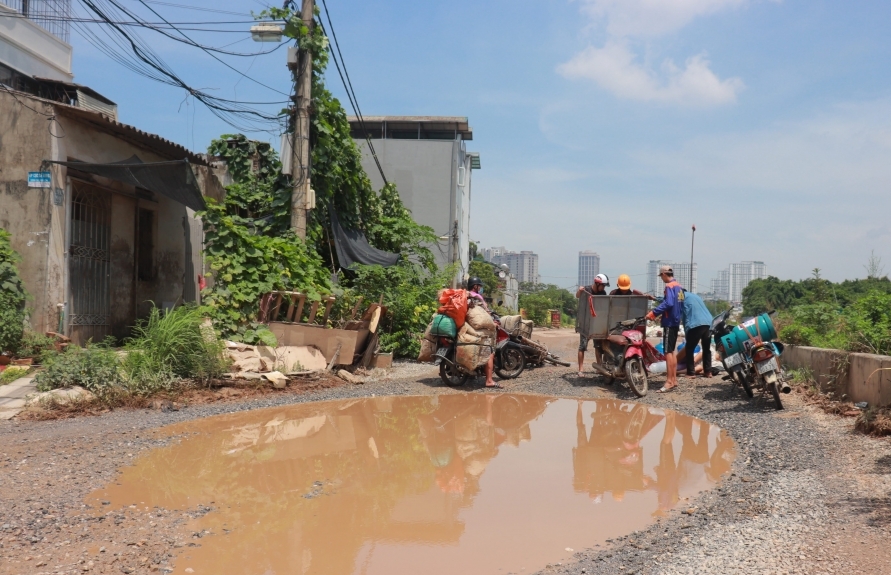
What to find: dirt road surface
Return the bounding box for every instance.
[2,328,891,574]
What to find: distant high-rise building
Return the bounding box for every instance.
[578,251,601,286]
[500,250,539,284]
[710,269,730,301]
[483,246,507,263]
[647,260,698,295]
[709,261,766,303]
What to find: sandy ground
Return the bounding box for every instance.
[2,328,891,574]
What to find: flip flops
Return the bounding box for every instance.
[485,383,504,389]
[657,385,677,393]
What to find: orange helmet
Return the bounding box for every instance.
[617,274,632,290]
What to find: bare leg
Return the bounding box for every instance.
[484,354,495,386]
[666,351,678,388]
[594,345,603,366]
[577,350,585,375]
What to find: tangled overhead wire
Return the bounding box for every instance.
[68,0,293,132]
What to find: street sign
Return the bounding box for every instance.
[28,172,52,188]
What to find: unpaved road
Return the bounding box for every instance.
[2,328,891,575]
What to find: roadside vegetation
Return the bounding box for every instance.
[0,228,27,357]
[33,305,230,404]
[199,8,445,359]
[743,264,891,356]
[518,283,577,327]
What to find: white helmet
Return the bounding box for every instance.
[594,273,610,287]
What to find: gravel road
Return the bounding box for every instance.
[2,331,891,574]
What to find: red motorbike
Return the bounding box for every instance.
[590,316,654,397]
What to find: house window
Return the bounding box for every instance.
[137,208,154,281]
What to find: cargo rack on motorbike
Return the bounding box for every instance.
[575,295,650,340]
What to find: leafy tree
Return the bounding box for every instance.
[468,260,499,296]
[0,229,26,354]
[865,249,885,280]
[518,283,576,325]
[200,7,443,354]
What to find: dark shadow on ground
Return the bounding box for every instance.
[837,496,891,527]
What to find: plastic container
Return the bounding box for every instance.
[720,313,777,356]
[430,314,457,338]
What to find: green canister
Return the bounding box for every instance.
[720,313,777,356]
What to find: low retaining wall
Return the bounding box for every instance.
[783,345,891,406]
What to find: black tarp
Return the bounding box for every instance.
[330,210,399,268]
[48,155,206,211]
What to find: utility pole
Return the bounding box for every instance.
[290,0,314,237]
[690,224,696,291]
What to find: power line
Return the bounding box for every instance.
[318,0,387,186]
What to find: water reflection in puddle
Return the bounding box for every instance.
[90,395,734,574]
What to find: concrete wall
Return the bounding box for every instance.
[0,90,59,332]
[0,4,73,81]
[1,92,205,340]
[783,345,891,406]
[355,138,460,273]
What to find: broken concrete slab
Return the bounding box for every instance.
[336,370,365,384]
[256,345,327,372]
[261,371,288,389]
[25,385,95,406]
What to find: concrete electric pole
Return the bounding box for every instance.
[290,0,314,238]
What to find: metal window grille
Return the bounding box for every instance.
[69,183,111,345]
[1,0,71,43]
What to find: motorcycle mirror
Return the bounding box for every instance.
[498,300,504,306]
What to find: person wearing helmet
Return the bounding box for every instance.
[575,274,610,377]
[609,274,656,300]
[467,276,489,310]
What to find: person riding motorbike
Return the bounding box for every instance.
[467,276,490,311]
[466,276,498,388]
[576,274,609,377]
[609,274,656,300]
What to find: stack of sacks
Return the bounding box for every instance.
[456,306,496,372]
[417,313,458,363]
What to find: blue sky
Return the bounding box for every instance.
[67,0,891,291]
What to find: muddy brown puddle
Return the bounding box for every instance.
[89,394,734,575]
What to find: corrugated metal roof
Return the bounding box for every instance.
[54,103,207,165]
[346,115,473,140]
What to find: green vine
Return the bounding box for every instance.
[0,228,27,354]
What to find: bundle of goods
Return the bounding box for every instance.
[500,315,534,338]
[437,288,468,328]
[455,306,496,372]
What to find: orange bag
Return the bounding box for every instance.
[437,289,468,329]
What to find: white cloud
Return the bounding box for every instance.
[579,0,751,38]
[557,41,743,106]
[559,0,756,106]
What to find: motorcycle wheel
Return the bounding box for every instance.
[439,362,469,387]
[732,367,754,398]
[766,373,784,410]
[626,357,648,398]
[495,348,526,379]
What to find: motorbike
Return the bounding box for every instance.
[712,308,754,398]
[435,306,527,387]
[590,316,650,397]
[716,310,791,410]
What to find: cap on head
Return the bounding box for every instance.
[617,274,631,290]
[594,273,610,287]
[659,265,673,275]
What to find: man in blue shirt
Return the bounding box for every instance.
[646,265,684,392]
[681,289,714,378]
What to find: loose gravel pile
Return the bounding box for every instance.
[3,344,891,574]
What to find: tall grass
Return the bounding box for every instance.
[123,305,229,386]
[36,306,230,402]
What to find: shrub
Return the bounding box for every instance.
[0,366,29,386]
[17,332,57,362]
[35,340,121,400]
[123,305,229,384]
[0,228,26,354]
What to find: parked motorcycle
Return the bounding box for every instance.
[712,308,754,398]
[435,312,526,387]
[718,311,791,410]
[590,316,649,397]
